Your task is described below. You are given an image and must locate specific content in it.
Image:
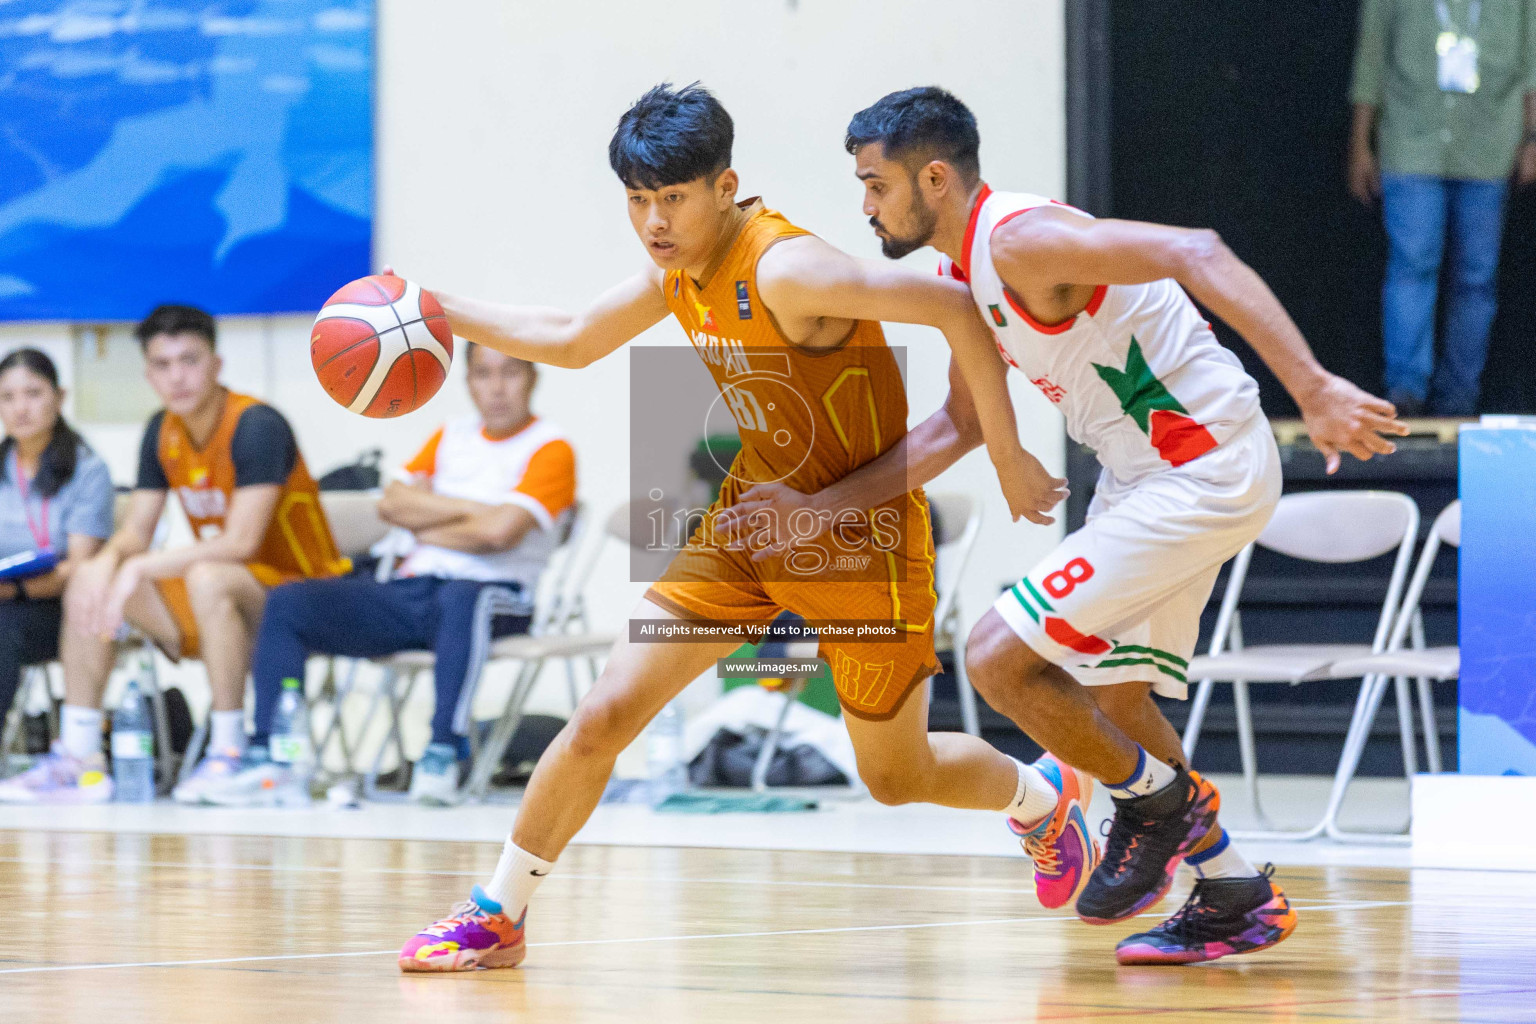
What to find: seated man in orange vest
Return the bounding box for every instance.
[0,305,347,804]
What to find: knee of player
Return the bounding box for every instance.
[183,562,231,604]
[564,697,640,760]
[964,615,1034,694]
[859,765,927,806]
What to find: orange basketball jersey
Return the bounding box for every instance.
[156,391,348,586]
[664,200,911,493]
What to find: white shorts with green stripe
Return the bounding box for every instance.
[993,415,1281,699]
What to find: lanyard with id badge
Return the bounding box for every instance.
[0,449,59,583]
[1436,0,1481,94]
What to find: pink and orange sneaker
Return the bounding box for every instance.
[399,886,526,972]
[1007,754,1101,909]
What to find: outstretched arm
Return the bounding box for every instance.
[991,211,1409,473]
[389,264,671,370]
[756,236,1065,522]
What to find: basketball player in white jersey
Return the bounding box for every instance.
[742,87,1405,965]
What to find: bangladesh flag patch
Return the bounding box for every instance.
[988,304,1007,328]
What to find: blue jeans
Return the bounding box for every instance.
[1380,174,1507,415]
[250,574,530,757]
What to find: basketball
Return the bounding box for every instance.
[310,274,454,418]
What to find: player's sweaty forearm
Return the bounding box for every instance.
[436,291,589,368]
[814,397,980,516]
[435,270,667,370]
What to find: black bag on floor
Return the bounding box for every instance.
[687,727,849,788]
[317,449,384,491]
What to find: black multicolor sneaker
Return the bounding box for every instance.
[1115,865,1297,965]
[1075,767,1219,925]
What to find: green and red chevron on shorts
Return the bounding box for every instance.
[1095,643,1188,683]
[1092,338,1218,467]
[1007,578,1112,655]
[1008,580,1192,681]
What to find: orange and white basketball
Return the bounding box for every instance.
[310,274,454,418]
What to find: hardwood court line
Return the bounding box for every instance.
[1002,984,1536,1024]
[0,856,1409,904]
[0,898,1412,976]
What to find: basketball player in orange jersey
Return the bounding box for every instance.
[0,305,348,806]
[395,82,1173,972]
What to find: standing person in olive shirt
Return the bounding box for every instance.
[1348,0,1536,416]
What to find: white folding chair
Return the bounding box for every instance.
[927,491,984,737]
[360,501,610,800]
[1181,490,1419,840]
[456,501,626,800]
[1323,500,1459,841]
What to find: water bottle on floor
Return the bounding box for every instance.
[269,677,315,806]
[645,700,688,804]
[112,680,155,803]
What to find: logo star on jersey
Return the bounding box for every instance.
[694,301,720,333]
[1091,337,1217,467]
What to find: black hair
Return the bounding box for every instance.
[0,347,88,499]
[845,86,981,185]
[134,303,216,351]
[609,82,734,190]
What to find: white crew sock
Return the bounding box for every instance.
[60,705,104,761]
[208,710,248,756]
[1186,832,1259,880]
[1103,746,1177,799]
[1003,756,1061,832]
[481,838,554,916]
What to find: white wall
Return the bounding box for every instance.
[1,0,1067,694]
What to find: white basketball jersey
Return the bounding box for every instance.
[942,186,1261,485]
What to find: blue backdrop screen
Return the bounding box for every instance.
[0,1,372,321]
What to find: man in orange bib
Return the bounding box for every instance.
[395,83,1084,973]
[30,305,346,804]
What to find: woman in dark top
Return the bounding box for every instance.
[0,349,115,732]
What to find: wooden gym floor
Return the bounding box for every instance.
[2,829,1533,1023]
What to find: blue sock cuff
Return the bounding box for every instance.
[1106,747,1147,792]
[1185,831,1230,866]
[471,884,503,914]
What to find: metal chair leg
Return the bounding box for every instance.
[1231,679,1268,828]
[461,658,547,801]
[134,653,178,794]
[1324,674,1410,844]
[363,667,419,801]
[1416,677,1442,774]
[751,679,806,792]
[1393,675,1418,777]
[952,644,980,737]
[1409,612,1442,774]
[314,657,360,774]
[1181,678,1214,760]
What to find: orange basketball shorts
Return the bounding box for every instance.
[152,563,299,660]
[646,486,940,721]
